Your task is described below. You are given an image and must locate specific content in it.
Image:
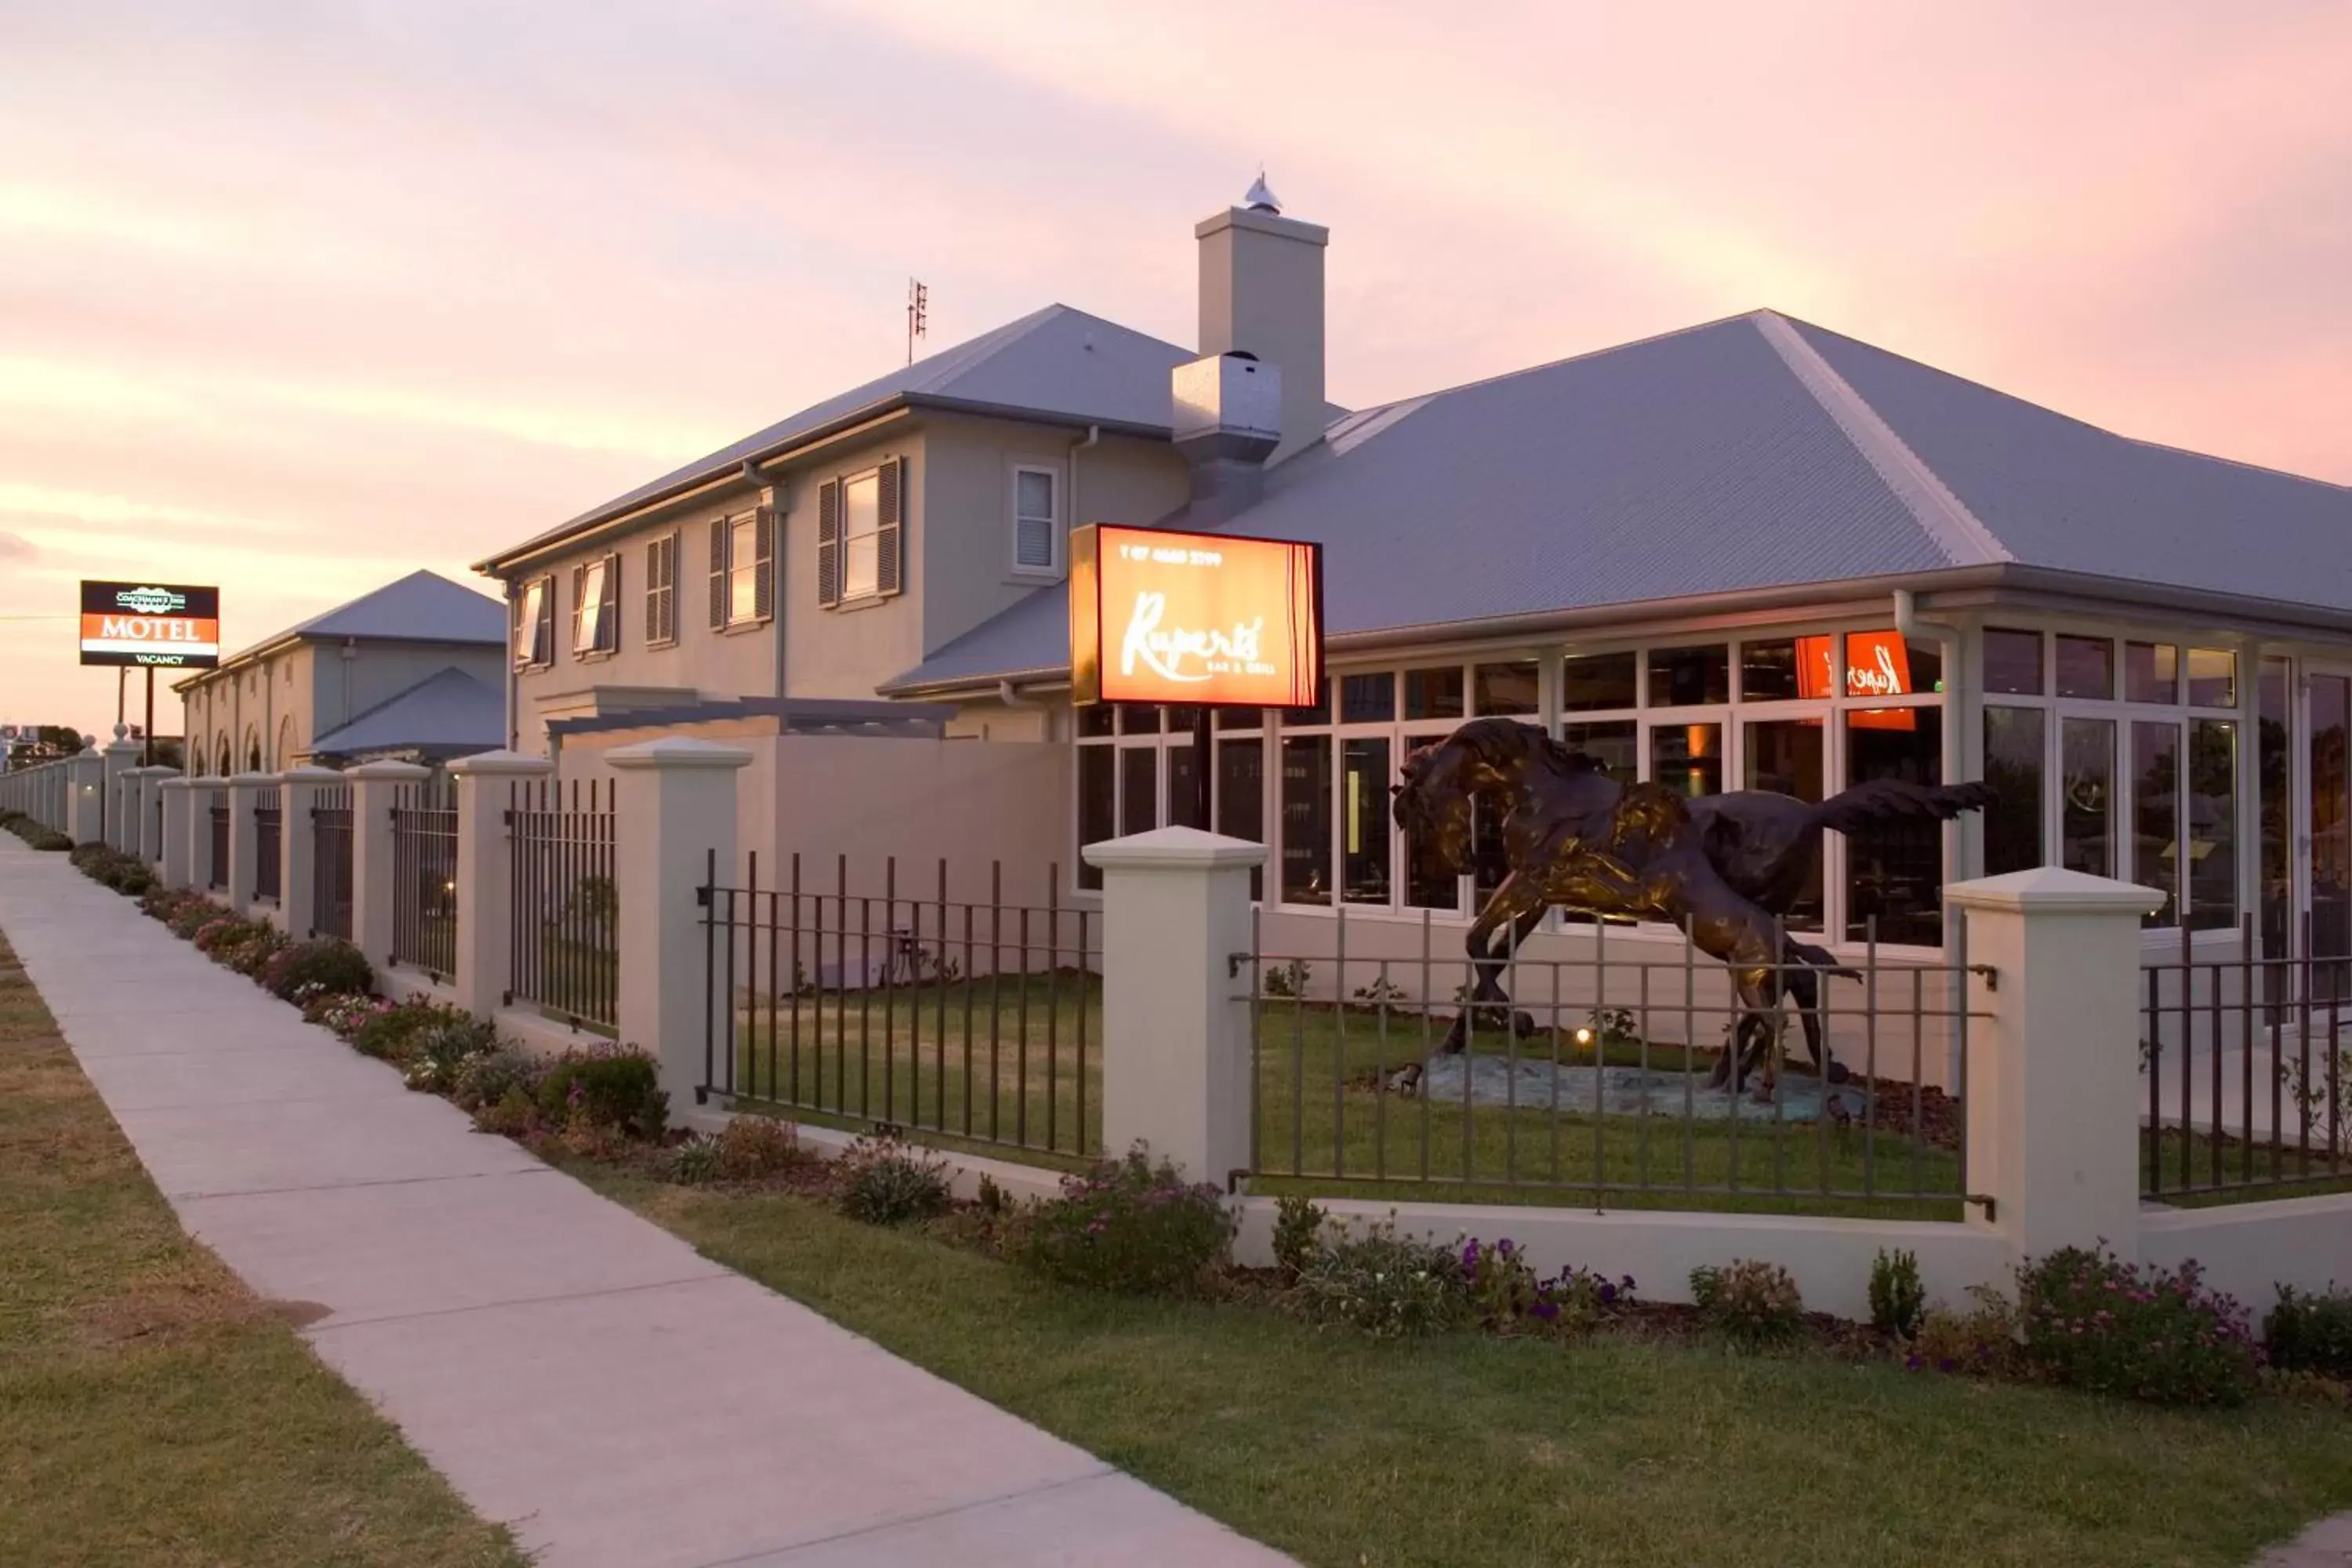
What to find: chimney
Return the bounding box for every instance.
[1195,174,1327,466]
[1171,351,1279,522]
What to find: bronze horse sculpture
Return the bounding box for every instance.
[1390,718,1993,1098]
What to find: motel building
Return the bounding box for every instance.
[474,182,2352,1030]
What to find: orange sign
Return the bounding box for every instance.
[1070,524,1323,708]
[1797,630,1915,730]
[78,580,221,669]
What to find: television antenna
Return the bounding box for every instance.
[906,278,928,365]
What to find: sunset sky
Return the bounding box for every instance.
[5,2,2349,737]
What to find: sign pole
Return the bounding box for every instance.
[116,667,127,730]
[143,668,154,768]
[1192,706,1213,829]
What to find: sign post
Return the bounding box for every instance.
[1069,524,1323,831]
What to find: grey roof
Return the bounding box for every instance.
[310,666,504,760]
[487,306,1213,569]
[885,309,2352,694]
[222,570,505,669]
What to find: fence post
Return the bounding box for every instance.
[65,749,106,844]
[224,772,273,915]
[1945,868,2163,1268]
[159,778,195,889]
[349,760,428,972]
[607,739,751,1111]
[186,776,224,891]
[1083,826,1268,1187]
[446,750,554,1018]
[276,765,342,939]
[103,735,140,850]
[127,767,170,864]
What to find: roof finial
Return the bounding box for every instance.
[1243,167,1280,215]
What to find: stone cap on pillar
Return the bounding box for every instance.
[227,771,278,789]
[447,749,555,777]
[124,764,177,778]
[187,774,230,787]
[279,764,345,783]
[158,775,197,793]
[347,760,431,781]
[102,739,143,758]
[606,737,753,771]
[1945,866,2166,917]
[1083,826,1268,872]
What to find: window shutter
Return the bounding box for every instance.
[877,456,902,597]
[709,517,728,629]
[644,539,662,644]
[816,480,841,608]
[570,564,585,657]
[753,506,775,621]
[601,553,621,651]
[664,532,679,641]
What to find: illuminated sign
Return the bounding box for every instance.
[78,580,221,669]
[1070,524,1323,708]
[1798,630,1915,731]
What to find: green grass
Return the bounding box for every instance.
[725,976,1966,1216]
[2141,1125,2352,1209]
[0,934,526,1568]
[575,1163,2352,1568]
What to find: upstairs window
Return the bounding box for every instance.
[818,457,904,606]
[644,531,677,645]
[572,554,619,656]
[1011,463,1060,572]
[709,508,775,628]
[513,575,554,668]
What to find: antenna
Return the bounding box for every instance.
[906,278,928,365]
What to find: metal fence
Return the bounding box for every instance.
[699,855,1100,1163]
[310,784,353,941]
[1240,909,1988,1216]
[2143,914,2350,1202]
[253,785,283,902]
[206,793,228,891]
[389,776,457,978]
[506,778,617,1033]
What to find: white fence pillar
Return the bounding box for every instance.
[1946,867,2162,1267]
[127,767,169,863]
[102,738,140,849]
[348,761,428,973]
[1083,826,1267,1187]
[608,739,750,1112]
[225,772,271,914]
[186,777,226,891]
[278,765,342,940]
[65,750,105,844]
[448,750,553,1018]
[159,778,195,889]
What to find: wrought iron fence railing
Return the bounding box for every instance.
[699,854,1099,1164]
[389,777,457,978]
[2142,913,2351,1203]
[310,785,354,941]
[506,778,617,1033]
[1239,908,1989,1217]
[206,795,228,891]
[253,785,283,903]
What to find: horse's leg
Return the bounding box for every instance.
[1661,877,1784,1099]
[1779,963,1848,1085]
[1398,877,1537,1092]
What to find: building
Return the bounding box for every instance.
[176,570,507,774]
[475,183,2352,979]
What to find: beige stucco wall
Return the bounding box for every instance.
[183,638,503,771]
[778,432,929,701]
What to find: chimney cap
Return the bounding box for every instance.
[1243,170,1280,214]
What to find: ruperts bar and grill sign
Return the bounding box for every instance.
[78,581,221,668]
[1069,524,1323,708]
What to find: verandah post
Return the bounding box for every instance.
[1083,826,1267,1187]
[446,750,553,1019]
[606,738,750,1113]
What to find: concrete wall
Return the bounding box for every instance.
[180,638,503,770]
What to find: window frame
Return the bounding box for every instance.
[513,574,554,670]
[1007,459,1065,577]
[572,552,620,659]
[840,466,885,604]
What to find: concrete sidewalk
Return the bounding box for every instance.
[0,841,1292,1568]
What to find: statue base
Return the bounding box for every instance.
[1414,1054,1869,1123]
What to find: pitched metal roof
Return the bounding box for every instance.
[309,666,504,760]
[283,569,507,644]
[884,309,2352,695]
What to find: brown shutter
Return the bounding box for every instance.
[816,480,840,608]
[644,539,662,644]
[664,532,679,641]
[569,564,585,657]
[601,553,620,651]
[753,506,775,621]
[877,456,902,597]
[709,517,728,629]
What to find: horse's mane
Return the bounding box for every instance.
[1446,717,1603,776]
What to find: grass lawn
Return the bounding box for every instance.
[575,1163,2352,1568]
[725,976,1965,1216]
[0,934,525,1568]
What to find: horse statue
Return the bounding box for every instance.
[1389,718,1993,1098]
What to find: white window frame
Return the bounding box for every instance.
[1007,460,1064,576]
[727,516,760,626]
[514,575,554,670]
[840,466,884,603]
[573,553,619,658]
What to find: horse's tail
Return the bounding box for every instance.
[1784,937,1860,982]
[1807,778,1994,836]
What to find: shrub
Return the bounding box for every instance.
[2263,1285,2352,1380]
[70,843,153,895]
[450,1045,545,1112]
[258,938,373,1003]
[2015,1244,2260,1407]
[5,814,72,851]
[1461,1237,1549,1330]
[472,1086,541,1138]
[1272,1195,1326,1282]
[1012,1145,1234,1295]
[1691,1260,1805,1348]
[1870,1247,1927,1339]
[141,886,203,923]
[169,898,223,940]
[346,998,451,1061]
[535,1044,666,1138]
[1544,1265,1642,1334]
[403,1014,503,1095]
[1288,1220,1472,1339]
[224,926,288,978]
[834,1134,953,1225]
[1908,1285,2018,1377]
[668,1134,723,1185]
[713,1114,801,1180]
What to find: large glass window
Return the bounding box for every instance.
[1341,673,1395,724]
[1341,738,1392,905]
[1403,666,1465,721]
[2311,676,2350,986]
[1650,722,1722,797]
[1984,629,2045,695]
[1120,746,1157,838]
[1843,630,1942,697]
[1217,733,1265,902]
[1744,718,1824,930]
[2186,719,2238,931]
[2056,636,2114,699]
[1562,720,1637,782]
[1076,746,1115,890]
[1402,732,1458,911]
[2259,658,2292,962]
[1474,660,1539,716]
[1077,703,1116,739]
[1279,736,1332,906]
[2186,649,2237,709]
[2061,718,2115,878]
[2132,721,2180,927]
[1846,706,1944,946]
[1740,640,1802,702]
[1983,706,2046,876]
[1647,644,1729,706]
[2125,641,2179,705]
[1166,742,1203,830]
[1562,652,1637,712]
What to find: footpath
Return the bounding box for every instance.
[0,839,1291,1568]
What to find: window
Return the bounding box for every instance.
[1341,737,1392,905]
[1846,706,1944,946]
[1740,640,1802,702]
[2056,636,2113,699]
[513,575,554,668]
[817,459,902,607]
[2259,658,2292,961]
[1077,746,1114,890]
[709,509,774,628]
[1341,673,1395,724]
[2125,641,2179,704]
[2186,648,2236,708]
[1650,723,1722,797]
[2187,719,2238,931]
[572,554,619,656]
[1983,628,2044,695]
[1218,731,1266,902]
[1562,720,1638,782]
[1011,465,1060,572]
[2132,721,2180,926]
[1403,666,1465,720]
[1646,644,1730,706]
[1473,660,1539,715]
[1279,735,1332,906]
[644,532,678,645]
[1563,652,1636,712]
[2061,718,2115,877]
[1983,706,2045,875]
[1120,746,1157,837]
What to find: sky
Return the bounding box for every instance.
[3,0,2349,738]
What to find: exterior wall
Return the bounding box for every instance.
[779,431,929,702]
[329,641,506,739]
[179,637,503,771]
